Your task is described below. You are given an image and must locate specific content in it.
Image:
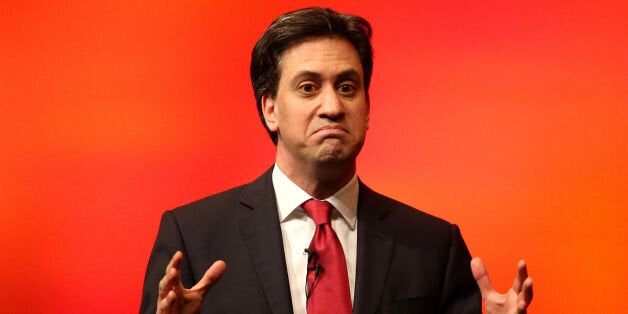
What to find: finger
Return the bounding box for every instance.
[158,265,180,300]
[166,251,184,274]
[512,259,529,293]
[518,277,534,312]
[192,260,227,291]
[157,289,177,314]
[470,257,494,298]
[158,251,184,299]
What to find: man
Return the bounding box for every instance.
[140,7,533,314]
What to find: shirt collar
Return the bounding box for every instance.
[272,164,358,230]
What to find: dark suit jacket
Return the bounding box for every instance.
[140,168,481,313]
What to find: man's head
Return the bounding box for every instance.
[251,7,373,145]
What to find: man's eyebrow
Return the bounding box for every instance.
[291,69,361,82]
[292,71,322,82]
[336,69,361,82]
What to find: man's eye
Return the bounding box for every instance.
[298,84,317,94]
[338,84,356,95]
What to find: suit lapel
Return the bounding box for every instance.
[238,169,294,314]
[353,183,396,314]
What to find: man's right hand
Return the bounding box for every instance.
[157,251,227,314]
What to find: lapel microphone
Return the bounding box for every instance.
[304,248,321,298]
[304,248,321,274]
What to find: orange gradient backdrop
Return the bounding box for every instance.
[1,1,626,313]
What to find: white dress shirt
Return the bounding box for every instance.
[272,165,358,314]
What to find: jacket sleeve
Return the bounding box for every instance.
[439,224,482,313]
[139,210,196,314]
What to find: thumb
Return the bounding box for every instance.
[192,260,227,292]
[470,257,494,298]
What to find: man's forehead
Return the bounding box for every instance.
[277,37,363,79]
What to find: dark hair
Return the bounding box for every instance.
[250,7,373,144]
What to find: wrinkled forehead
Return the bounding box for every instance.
[276,36,364,82]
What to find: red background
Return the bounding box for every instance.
[1,1,626,313]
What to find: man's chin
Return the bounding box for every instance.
[315,144,360,164]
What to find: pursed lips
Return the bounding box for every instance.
[318,124,347,132]
[313,124,349,137]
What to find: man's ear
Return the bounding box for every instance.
[261,94,279,132]
[365,96,370,130]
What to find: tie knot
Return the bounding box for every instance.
[302,199,332,225]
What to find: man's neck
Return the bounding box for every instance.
[275,159,356,199]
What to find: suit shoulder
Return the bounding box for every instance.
[164,168,274,225]
[360,185,459,244]
[181,183,243,205]
[165,183,249,226]
[364,186,452,225]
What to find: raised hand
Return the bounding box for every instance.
[471,257,533,314]
[157,251,227,314]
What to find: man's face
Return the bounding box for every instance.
[262,37,369,169]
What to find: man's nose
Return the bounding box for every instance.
[318,88,345,120]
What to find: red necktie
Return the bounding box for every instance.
[302,199,352,314]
